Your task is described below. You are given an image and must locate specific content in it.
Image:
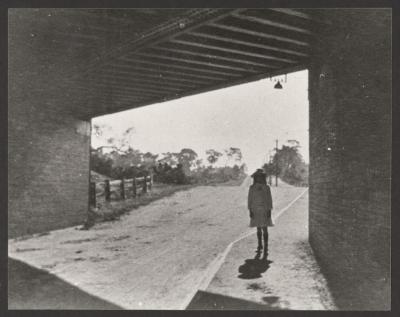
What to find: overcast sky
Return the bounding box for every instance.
[92,70,309,173]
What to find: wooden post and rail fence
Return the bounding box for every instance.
[89,175,153,207]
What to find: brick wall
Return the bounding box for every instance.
[8,100,91,238]
[309,9,391,310]
[8,10,92,238]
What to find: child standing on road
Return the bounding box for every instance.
[248,169,274,257]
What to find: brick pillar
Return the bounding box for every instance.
[308,9,391,310]
[8,10,91,237]
[8,110,91,237]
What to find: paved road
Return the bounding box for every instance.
[9,179,305,309]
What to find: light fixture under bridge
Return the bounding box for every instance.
[274,81,283,89]
[271,74,287,89]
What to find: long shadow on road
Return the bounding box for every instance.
[187,251,276,310]
[186,290,284,310]
[238,250,272,279]
[8,258,122,310]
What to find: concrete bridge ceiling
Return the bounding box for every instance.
[9,8,328,119]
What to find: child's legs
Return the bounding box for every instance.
[262,226,268,245]
[257,227,262,245]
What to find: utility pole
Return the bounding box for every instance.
[275,139,279,187]
[267,150,272,186]
[269,155,272,186]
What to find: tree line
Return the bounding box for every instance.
[91,146,247,185]
[91,124,307,186]
[91,124,247,185]
[262,140,308,186]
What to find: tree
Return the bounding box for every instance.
[172,163,187,184]
[158,152,178,167]
[92,123,113,139]
[176,148,198,174]
[262,161,278,179]
[91,148,113,177]
[142,152,159,170]
[92,124,115,154]
[206,149,223,166]
[224,147,243,166]
[266,140,308,186]
[287,139,300,148]
[194,159,203,170]
[111,148,142,170]
[105,126,136,154]
[240,163,248,175]
[232,164,241,179]
[92,123,136,154]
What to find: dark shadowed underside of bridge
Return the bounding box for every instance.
[9,8,329,119]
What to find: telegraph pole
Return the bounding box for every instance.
[275,139,279,187]
[267,150,272,186]
[269,155,272,185]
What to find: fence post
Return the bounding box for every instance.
[89,182,96,207]
[142,175,148,193]
[105,180,111,202]
[120,179,125,200]
[149,174,153,191]
[133,178,137,197]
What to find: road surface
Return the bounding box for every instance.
[9,178,306,309]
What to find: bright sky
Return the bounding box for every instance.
[92,70,309,173]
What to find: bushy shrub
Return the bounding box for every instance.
[91,151,113,177]
[153,163,190,184]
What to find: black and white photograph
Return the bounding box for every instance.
[5,3,392,311]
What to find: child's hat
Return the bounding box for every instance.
[251,169,266,177]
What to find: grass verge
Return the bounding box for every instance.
[82,183,196,229]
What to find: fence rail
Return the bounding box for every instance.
[89,175,153,207]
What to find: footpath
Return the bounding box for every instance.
[187,191,336,310]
